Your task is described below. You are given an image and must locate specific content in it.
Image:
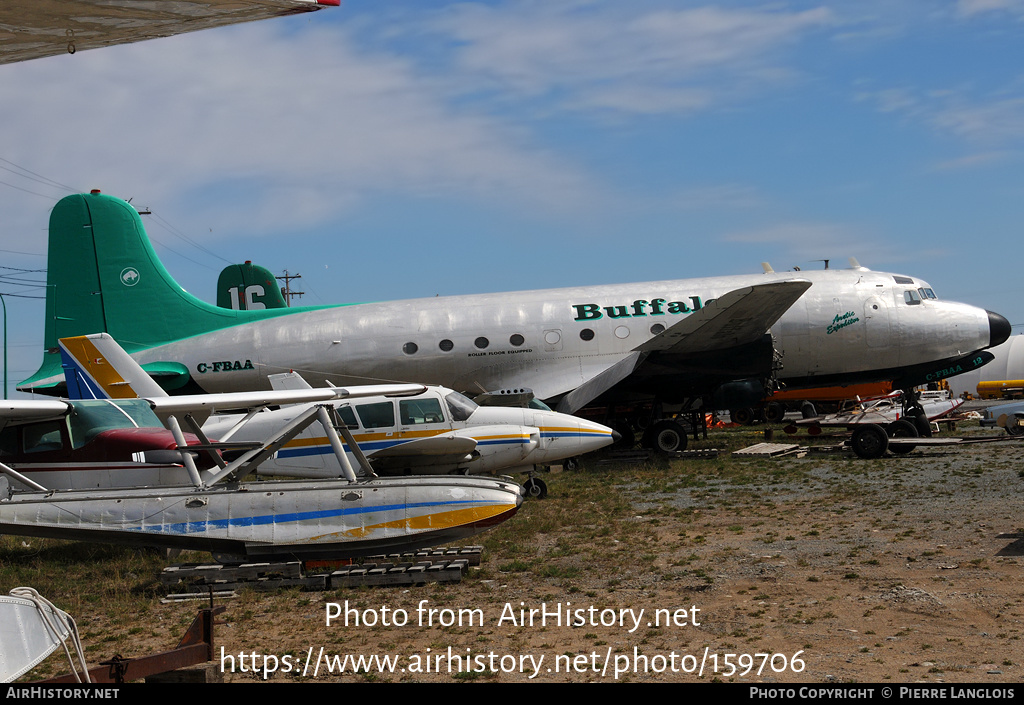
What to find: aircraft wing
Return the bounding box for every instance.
[635,280,812,356]
[555,280,811,413]
[0,0,339,66]
[0,400,71,422]
[146,384,427,425]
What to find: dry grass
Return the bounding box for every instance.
[4,420,1022,682]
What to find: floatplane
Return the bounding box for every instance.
[0,351,524,559]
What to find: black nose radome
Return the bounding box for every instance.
[988,310,1012,348]
[611,430,622,442]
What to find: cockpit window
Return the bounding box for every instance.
[904,290,921,305]
[444,391,478,422]
[335,405,358,429]
[894,275,915,285]
[923,288,936,299]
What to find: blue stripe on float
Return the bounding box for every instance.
[135,499,500,535]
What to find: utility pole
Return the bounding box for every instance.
[276,270,304,307]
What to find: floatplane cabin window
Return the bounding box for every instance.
[18,421,65,454]
[356,402,395,429]
[400,398,445,425]
[904,290,922,305]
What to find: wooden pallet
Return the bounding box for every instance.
[160,547,482,595]
[667,448,720,459]
[596,449,653,464]
[330,560,468,587]
[731,442,804,457]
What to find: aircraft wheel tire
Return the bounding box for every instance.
[850,424,889,459]
[644,420,688,454]
[909,409,932,438]
[731,408,756,426]
[523,477,548,499]
[764,403,786,424]
[562,457,580,472]
[1006,416,1024,437]
[887,419,919,455]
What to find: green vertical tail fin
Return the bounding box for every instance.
[20,191,314,392]
[216,262,289,310]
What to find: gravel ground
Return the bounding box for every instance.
[9,416,1023,684]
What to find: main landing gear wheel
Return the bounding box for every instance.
[523,477,548,499]
[731,408,756,426]
[1001,414,1024,437]
[562,456,581,472]
[643,420,688,453]
[850,424,889,459]
[764,403,786,424]
[887,419,919,455]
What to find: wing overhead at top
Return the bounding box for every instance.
[0,0,339,66]
[636,280,812,356]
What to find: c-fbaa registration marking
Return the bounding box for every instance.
[197,360,255,373]
[572,297,703,321]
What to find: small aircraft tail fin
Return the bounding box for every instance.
[217,262,289,310]
[60,333,169,400]
[20,191,317,393]
[268,372,315,391]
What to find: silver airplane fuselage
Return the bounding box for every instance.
[129,267,1007,406]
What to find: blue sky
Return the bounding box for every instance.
[2,0,1023,397]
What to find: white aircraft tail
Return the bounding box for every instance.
[268,371,314,391]
[59,333,169,400]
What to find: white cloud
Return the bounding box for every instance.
[724,222,858,251]
[0,19,600,243]
[957,0,1024,17]
[416,2,836,116]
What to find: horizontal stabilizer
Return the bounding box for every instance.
[473,388,535,407]
[636,280,812,356]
